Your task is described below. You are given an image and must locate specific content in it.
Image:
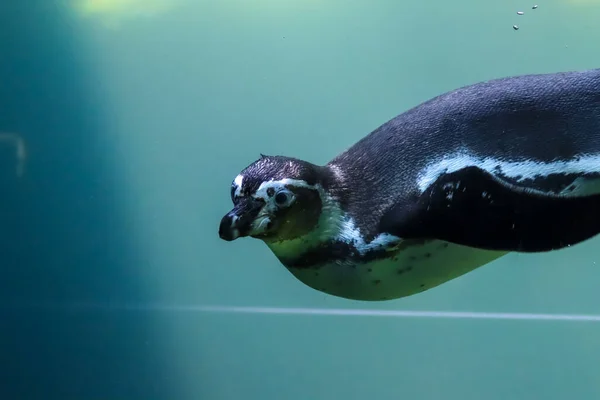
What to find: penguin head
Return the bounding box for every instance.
[219,155,331,243]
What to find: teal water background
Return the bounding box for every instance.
[2,1,600,399]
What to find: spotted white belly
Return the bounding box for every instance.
[287,240,507,301]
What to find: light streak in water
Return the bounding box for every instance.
[11,303,600,323]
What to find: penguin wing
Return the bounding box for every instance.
[379,166,600,252]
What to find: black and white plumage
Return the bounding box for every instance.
[218,68,600,301]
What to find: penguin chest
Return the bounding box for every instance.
[287,240,507,301]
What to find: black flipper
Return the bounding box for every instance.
[379,166,600,252]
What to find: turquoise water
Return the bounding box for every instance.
[1,1,600,399]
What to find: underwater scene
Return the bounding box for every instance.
[1,0,600,399]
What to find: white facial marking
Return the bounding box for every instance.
[418,151,600,196]
[233,174,244,197]
[254,178,314,198]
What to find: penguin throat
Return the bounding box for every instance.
[264,201,403,270]
[263,190,346,264]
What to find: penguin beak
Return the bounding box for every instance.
[219,197,264,241]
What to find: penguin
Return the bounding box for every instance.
[218,67,600,301]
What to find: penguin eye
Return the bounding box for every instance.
[274,190,293,207]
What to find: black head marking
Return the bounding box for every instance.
[223,155,340,243]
